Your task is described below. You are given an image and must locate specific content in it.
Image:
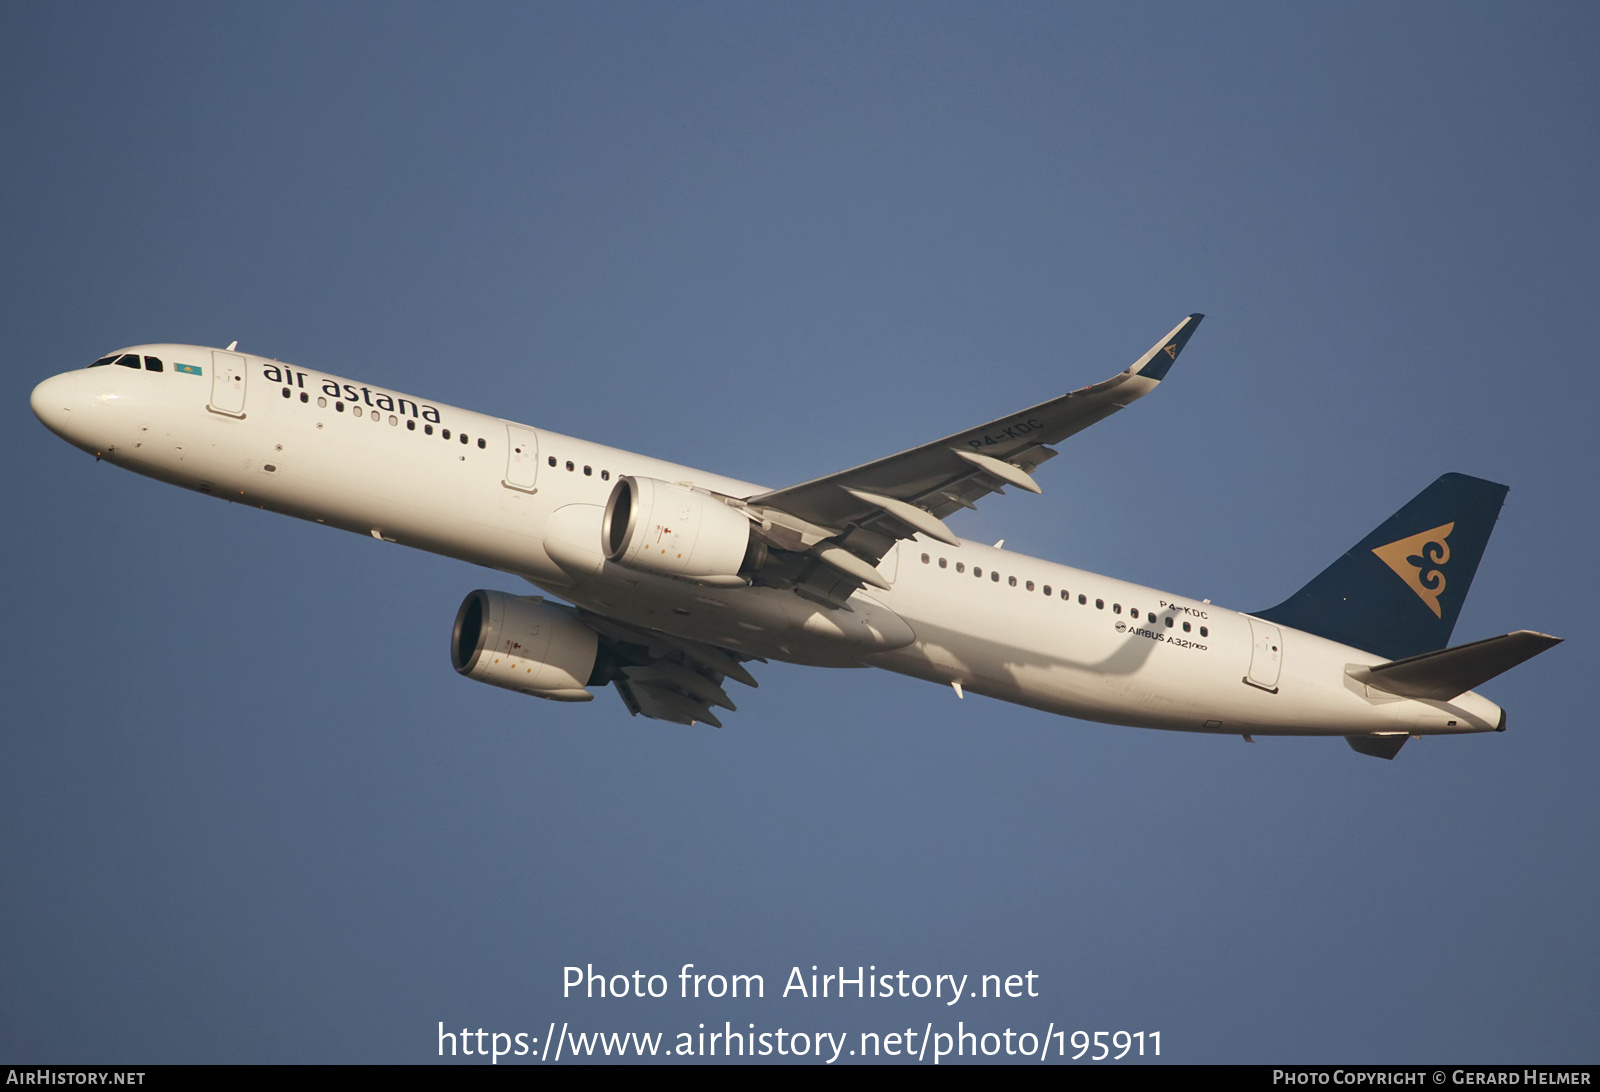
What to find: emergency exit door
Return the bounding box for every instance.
[1244,616,1283,693]
[503,424,541,492]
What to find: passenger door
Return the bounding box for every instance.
[208,351,248,417]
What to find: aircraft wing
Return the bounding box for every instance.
[739,314,1204,605]
[573,608,760,728]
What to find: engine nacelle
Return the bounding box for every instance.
[602,476,764,583]
[450,589,599,701]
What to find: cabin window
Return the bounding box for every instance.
[991,571,1001,582]
[1095,599,1103,609]
[548,456,556,466]
[1199,626,1208,637]
[1042,585,1050,596]
[921,553,930,564]
[601,470,610,481]
[479,438,487,449]
[353,406,363,417]
[583,464,591,474]
[424,424,433,435]
[442,429,451,439]
[317,396,327,408]
[406,419,415,430]
[1025,580,1034,591]
[1148,612,1156,623]
[956,563,965,573]
[1183,621,1191,632]
[460,433,469,444]
[300,392,308,403]
[1131,606,1139,617]
[566,460,575,471]
[282,387,291,398]
[371,412,380,424]
[1079,594,1087,605]
[1164,616,1174,628]
[336,401,345,412]
[144,357,163,372]
[1113,604,1121,614]
[973,567,982,578]
[390,415,398,426]
[938,558,948,569]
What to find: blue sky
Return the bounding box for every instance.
[2,2,1595,1063]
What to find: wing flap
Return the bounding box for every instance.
[617,678,725,728]
[567,608,761,726]
[574,610,760,688]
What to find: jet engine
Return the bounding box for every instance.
[602,476,766,584]
[450,589,602,701]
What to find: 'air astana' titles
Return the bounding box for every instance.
[261,364,442,423]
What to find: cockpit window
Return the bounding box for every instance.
[87,356,117,368]
[144,357,164,372]
[114,354,141,369]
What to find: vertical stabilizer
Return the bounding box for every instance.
[1256,474,1507,660]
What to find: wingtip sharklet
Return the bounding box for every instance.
[1130,313,1204,382]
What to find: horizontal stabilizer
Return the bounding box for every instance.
[1346,734,1409,760]
[1349,630,1562,701]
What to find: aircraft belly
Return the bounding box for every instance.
[553,569,915,666]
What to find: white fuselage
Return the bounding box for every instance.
[31,345,1504,739]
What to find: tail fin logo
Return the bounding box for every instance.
[1164,344,1178,359]
[1372,522,1454,618]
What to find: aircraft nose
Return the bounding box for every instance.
[30,372,79,438]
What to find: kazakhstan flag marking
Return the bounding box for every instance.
[176,363,203,375]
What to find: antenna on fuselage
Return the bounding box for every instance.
[226,341,238,351]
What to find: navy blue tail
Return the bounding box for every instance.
[1255,473,1508,660]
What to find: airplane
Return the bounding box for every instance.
[29,316,1561,759]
